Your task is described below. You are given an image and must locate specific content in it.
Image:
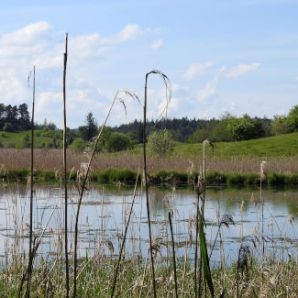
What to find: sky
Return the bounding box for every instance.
[1,0,298,128]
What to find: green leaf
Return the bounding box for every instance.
[198,212,214,297]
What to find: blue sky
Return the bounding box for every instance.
[1,0,298,127]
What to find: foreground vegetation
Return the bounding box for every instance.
[1,256,297,297]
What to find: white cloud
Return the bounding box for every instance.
[0,78,27,101]
[225,63,260,78]
[196,76,219,102]
[102,24,144,45]
[151,39,164,49]
[0,22,156,126]
[183,61,214,80]
[120,24,143,41]
[0,21,51,46]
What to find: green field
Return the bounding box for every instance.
[172,132,298,158]
[0,130,61,149]
[1,130,298,159]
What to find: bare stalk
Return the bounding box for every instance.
[110,172,139,298]
[143,70,171,298]
[63,33,70,298]
[168,212,179,298]
[18,66,36,298]
[26,65,35,298]
[73,90,139,298]
[194,191,200,298]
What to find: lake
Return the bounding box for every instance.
[0,184,298,267]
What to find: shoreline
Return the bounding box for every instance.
[1,167,298,188]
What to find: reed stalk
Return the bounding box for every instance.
[26,65,36,298]
[143,70,171,298]
[62,33,70,298]
[168,211,178,298]
[17,66,36,298]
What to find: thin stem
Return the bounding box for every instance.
[25,66,35,298]
[194,196,199,298]
[63,33,70,298]
[143,74,155,298]
[142,70,170,298]
[168,212,179,298]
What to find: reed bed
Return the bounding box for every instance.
[1,149,298,175]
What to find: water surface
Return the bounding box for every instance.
[0,184,298,267]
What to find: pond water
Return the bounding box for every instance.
[0,184,298,267]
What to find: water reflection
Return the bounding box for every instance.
[0,184,298,268]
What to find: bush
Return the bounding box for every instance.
[271,115,289,135]
[287,105,298,131]
[93,168,138,185]
[206,172,227,185]
[105,132,132,152]
[70,138,87,152]
[148,130,175,156]
[227,174,245,187]
[267,173,286,186]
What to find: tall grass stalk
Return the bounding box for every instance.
[168,211,178,298]
[27,65,36,298]
[17,66,36,298]
[260,161,267,270]
[73,89,139,298]
[110,172,139,298]
[143,70,171,298]
[62,33,70,298]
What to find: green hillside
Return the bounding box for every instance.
[1,130,298,158]
[0,130,62,149]
[173,132,298,158]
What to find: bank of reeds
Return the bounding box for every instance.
[3,167,298,188]
[2,149,298,176]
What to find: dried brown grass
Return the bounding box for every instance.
[1,149,298,175]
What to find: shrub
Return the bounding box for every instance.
[267,173,286,186]
[105,132,132,152]
[227,174,245,187]
[148,130,175,156]
[71,138,87,152]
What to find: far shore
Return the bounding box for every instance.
[1,148,298,188]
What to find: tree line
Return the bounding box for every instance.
[2,102,298,151]
[0,103,31,131]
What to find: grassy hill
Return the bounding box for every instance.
[1,130,298,158]
[173,132,298,158]
[0,130,61,149]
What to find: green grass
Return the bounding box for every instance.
[2,258,298,297]
[0,130,60,149]
[1,130,298,157]
[173,132,298,158]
